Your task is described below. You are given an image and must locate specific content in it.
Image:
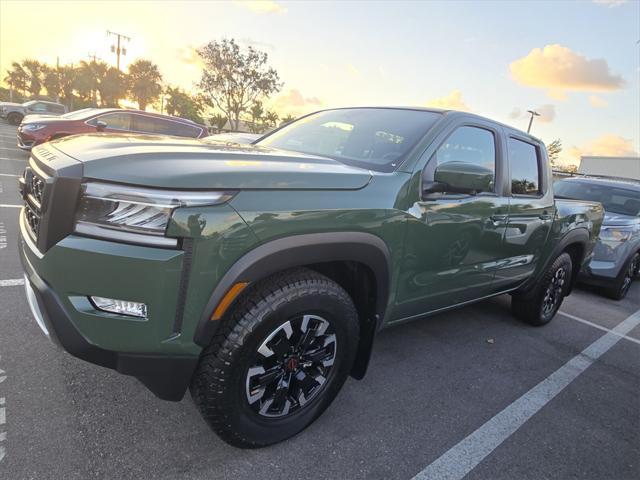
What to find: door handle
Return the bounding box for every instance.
[539,213,553,221]
[490,214,508,224]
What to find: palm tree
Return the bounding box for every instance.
[58,65,77,109]
[127,59,162,111]
[249,101,264,133]
[42,66,62,101]
[264,110,279,128]
[22,59,44,97]
[98,67,126,107]
[3,62,28,100]
[280,114,296,126]
[74,60,105,106]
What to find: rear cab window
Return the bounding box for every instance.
[509,138,543,196]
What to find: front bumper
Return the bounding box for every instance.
[19,210,200,401]
[17,130,37,151]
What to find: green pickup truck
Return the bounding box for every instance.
[19,107,603,447]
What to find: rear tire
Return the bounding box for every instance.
[512,252,573,326]
[604,252,639,300]
[190,268,359,448]
[7,112,22,125]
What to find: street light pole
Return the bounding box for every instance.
[107,30,131,71]
[527,110,540,134]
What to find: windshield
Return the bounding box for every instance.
[256,108,442,172]
[61,108,97,120]
[554,180,640,216]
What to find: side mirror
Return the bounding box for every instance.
[426,161,494,197]
[95,120,107,132]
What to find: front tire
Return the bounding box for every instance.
[190,268,359,448]
[7,112,23,125]
[604,252,639,300]
[512,252,573,326]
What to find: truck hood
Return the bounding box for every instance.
[47,133,372,190]
[603,211,640,227]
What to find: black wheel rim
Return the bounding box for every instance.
[542,267,566,316]
[245,314,337,418]
[620,258,636,296]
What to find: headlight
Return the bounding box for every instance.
[599,226,635,245]
[74,182,235,247]
[23,123,46,131]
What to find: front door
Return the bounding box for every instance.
[394,124,509,320]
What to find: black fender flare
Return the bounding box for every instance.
[516,227,591,297]
[194,232,391,348]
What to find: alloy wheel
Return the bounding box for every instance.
[245,314,337,418]
[542,267,566,316]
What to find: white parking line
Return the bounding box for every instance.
[559,311,640,346]
[0,205,21,209]
[0,174,18,177]
[0,279,24,287]
[412,308,640,480]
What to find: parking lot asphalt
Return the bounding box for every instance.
[0,120,638,480]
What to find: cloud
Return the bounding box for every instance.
[563,134,638,165]
[593,0,628,7]
[508,104,556,123]
[238,1,287,14]
[273,88,323,115]
[588,95,608,108]
[510,44,625,98]
[177,45,202,66]
[425,89,471,112]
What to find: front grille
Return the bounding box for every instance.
[22,168,48,240]
[29,174,45,206]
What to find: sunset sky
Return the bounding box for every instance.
[1,0,638,166]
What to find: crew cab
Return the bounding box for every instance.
[18,107,604,448]
[16,107,208,150]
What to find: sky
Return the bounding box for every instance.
[1,0,639,166]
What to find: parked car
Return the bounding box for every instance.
[18,107,603,448]
[0,100,67,125]
[555,176,640,299]
[203,132,262,144]
[16,108,208,150]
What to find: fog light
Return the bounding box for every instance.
[90,296,148,318]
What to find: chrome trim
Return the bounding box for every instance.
[74,222,179,248]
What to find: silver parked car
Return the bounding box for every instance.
[0,100,67,125]
[554,177,640,299]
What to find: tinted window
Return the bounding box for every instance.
[436,126,496,177]
[131,115,201,138]
[131,114,158,134]
[92,113,131,130]
[48,104,65,114]
[170,122,201,138]
[29,102,48,113]
[509,138,541,195]
[257,108,442,172]
[554,181,640,216]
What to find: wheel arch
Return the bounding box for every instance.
[194,232,391,379]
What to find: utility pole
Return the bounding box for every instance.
[107,30,131,71]
[526,110,540,134]
[87,52,100,63]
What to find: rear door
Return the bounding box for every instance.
[493,131,555,289]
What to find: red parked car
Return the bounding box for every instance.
[17,108,208,150]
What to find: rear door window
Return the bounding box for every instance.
[92,113,132,131]
[509,138,542,195]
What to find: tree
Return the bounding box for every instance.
[75,60,107,106]
[209,113,227,133]
[127,59,163,111]
[248,101,264,133]
[197,38,282,131]
[264,110,279,129]
[58,65,77,109]
[99,67,126,107]
[3,62,28,100]
[164,86,204,123]
[280,114,296,126]
[547,138,562,166]
[42,66,62,101]
[22,59,43,97]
